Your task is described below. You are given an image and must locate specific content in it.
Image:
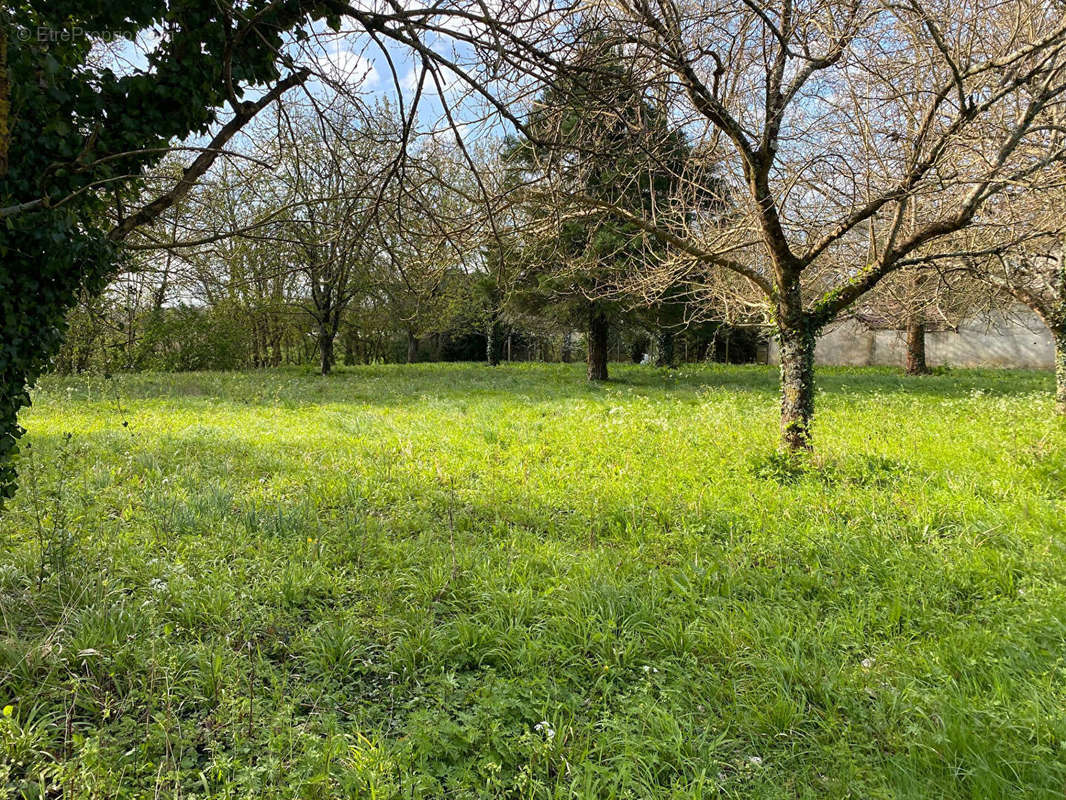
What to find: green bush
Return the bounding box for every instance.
[136,305,254,372]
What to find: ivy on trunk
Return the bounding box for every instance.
[1055,329,1066,415]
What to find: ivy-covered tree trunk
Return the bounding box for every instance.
[1,242,112,500]
[778,313,816,451]
[1055,327,1066,415]
[0,28,9,177]
[905,318,930,375]
[561,332,572,363]
[587,308,609,381]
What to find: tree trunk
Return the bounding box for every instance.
[343,330,356,366]
[778,323,816,451]
[406,331,418,364]
[587,308,609,381]
[269,329,282,367]
[251,320,261,368]
[905,318,930,375]
[486,316,500,366]
[561,331,572,363]
[1055,328,1066,415]
[630,335,647,364]
[319,326,334,376]
[655,328,674,367]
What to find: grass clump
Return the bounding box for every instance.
[1,363,1064,798]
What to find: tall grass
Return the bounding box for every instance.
[1,363,1063,798]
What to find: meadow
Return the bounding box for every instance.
[1,362,1064,798]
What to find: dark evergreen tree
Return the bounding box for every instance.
[502,34,693,381]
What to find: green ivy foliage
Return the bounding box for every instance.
[0,1,349,501]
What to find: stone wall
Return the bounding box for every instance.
[767,307,1055,369]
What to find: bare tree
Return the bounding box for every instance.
[524,0,1066,448]
[850,265,993,375]
[269,102,403,375]
[966,193,1066,413]
[0,0,581,497]
[370,140,483,363]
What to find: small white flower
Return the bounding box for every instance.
[748,756,763,767]
[149,578,167,592]
[861,657,875,669]
[534,721,555,740]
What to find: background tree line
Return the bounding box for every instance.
[50,62,765,379]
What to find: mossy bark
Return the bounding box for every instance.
[1055,328,1066,415]
[778,324,816,451]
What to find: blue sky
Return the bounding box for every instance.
[95,10,515,156]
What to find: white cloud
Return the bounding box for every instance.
[310,48,379,90]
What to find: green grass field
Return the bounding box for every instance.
[2,363,1065,798]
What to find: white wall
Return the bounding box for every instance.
[767,307,1055,369]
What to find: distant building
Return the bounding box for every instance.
[767,306,1054,369]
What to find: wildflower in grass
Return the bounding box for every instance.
[861,657,875,669]
[748,756,763,767]
[534,721,555,740]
